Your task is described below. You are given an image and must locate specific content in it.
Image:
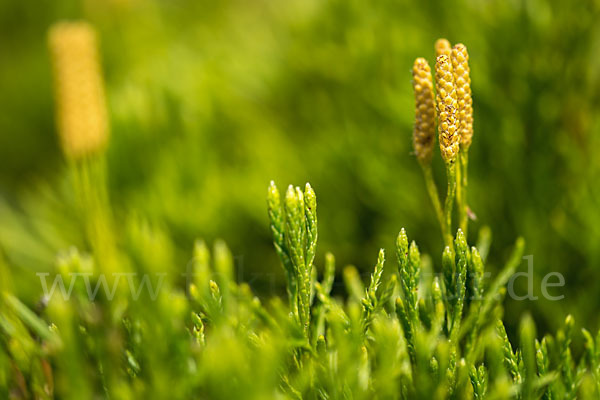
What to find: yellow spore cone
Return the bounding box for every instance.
[48,21,108,160]
[411,58,436,165]
[451,43,473,150]
[434,55,460,163]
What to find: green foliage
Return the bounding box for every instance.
[268,182,318,339]
[2,177,599,397]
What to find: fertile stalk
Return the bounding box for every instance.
[49,21,117,273]
[411,58,447,240]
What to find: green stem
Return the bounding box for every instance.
[456,156,464,234]
[421,164,446,242]
[71,156,117,274]
[444,162,457,248]
[459,152,469,237]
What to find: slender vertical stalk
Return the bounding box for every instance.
[421,165,446,241]
[459,152,469,236]
[455,156,464,234]
[444,163,457,248]
[71,156,117,274]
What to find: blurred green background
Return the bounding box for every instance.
[1,0,599,337]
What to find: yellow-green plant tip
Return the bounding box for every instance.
[451,43,473,150]
[343,265,364,300]
[432,277,442,294]
[194,239,210,263]
[442,245,455,303]
[408,241,420,264]
[304,182,318,268]
[470,247,482,270]
[442,245,453,260]
[362,249,385,332]
[371,248,385,290]
[267,181,280,202]
[325,252,334,265]
[295,186,304,201]
[285,185,297,207]
[48,21,109,160]
[214,239,233,283]
[455,229,467,249]
[435,54,460,164]
[192,239,211,294]
[321,252,336,295]
[304,182,315,199]
[412,57,436,164]
[398,228,408,246]
[396,229,409,262]
[566,314,574,327]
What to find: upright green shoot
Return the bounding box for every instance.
[268,182,318,340]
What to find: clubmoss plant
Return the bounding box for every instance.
[413,39,476,245]
[2,30,600,400]
[48,20,117,275]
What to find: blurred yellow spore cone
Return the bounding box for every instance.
[48,21,108,160]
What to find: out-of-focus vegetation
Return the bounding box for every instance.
[1,0,600,350]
